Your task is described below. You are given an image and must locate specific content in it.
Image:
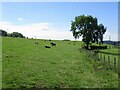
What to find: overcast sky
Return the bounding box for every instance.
[0,2,118,41]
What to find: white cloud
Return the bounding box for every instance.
[0,21,79,40]
[17,18,23,21]
[103,31,118,41]
[0,21,117,41]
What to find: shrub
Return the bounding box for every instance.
[90,45,107,50]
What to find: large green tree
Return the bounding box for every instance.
[70,15,106,49]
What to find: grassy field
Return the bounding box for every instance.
[98,46,119,55]
[2,37,118,88]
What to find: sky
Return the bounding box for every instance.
[1,0,120,2]
[0,2,118,41]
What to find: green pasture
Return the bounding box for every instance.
[2,37,118,88]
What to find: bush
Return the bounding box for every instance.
[90,45,107,50]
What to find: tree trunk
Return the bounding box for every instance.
[86,43,89,50]
[101,35,103,44]
[96,37,98,44]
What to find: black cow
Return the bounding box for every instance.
[35,42,39,45]
[45,45,51,48]
[50,42,56,46]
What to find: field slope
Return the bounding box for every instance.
[2,37,118,88]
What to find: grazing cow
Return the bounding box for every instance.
[50,42,56,46]
[45,45,51,48]
[35,42,39,45]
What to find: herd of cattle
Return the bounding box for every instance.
[34,40,76,48]
[34,41,57,48]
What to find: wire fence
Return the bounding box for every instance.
[83,49,118,72]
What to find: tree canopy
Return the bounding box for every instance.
[0,29,7,36]
[0,29,25,38]
[70,15,107,49]
[9,32,25,38]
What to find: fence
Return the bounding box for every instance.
[83,49,118,71]
[98,53,118,70]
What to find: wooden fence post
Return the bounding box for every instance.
[100,53,102,60]
[108,56,110,68]
[97,53,99,60]
[104,55,105,64]
[114,57,116,70]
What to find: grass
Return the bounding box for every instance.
[2,37,118,88]
[98,47,119,55]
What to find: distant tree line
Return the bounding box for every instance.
[70,15,107,49]
[0,29,25,38]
